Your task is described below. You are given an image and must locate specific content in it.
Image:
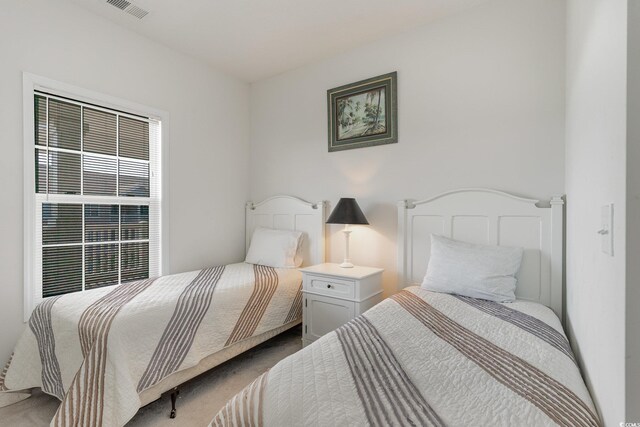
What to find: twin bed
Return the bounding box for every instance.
[0,195,326,426]
[211,189,600,427]
[0,190,600,426]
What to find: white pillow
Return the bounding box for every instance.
[421,235,524,302]
[245,227,304,268]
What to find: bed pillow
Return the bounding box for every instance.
[245,227,304,268]
[421,234,524,302]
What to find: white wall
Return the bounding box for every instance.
[626,0,640,422]
[565,0,628,424]
[249,0,566,296]
[0,0,250,364]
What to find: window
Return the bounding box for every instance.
[25,79,163,316]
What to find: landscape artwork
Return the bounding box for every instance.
[336,87,386,141]
[327,72,397,152]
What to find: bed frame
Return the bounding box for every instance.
[140,195,326,417]
[245,195,326,267]
[397,188,564,320]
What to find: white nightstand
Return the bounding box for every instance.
[300,263,384,347]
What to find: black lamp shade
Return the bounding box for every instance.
[326,198,369,225]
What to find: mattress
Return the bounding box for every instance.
[211,286,600,427]
[0,262,303,427]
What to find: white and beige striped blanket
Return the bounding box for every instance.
[211,286,600,427]
[0,262,303,427]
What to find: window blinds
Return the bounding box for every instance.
[33,92,161,299]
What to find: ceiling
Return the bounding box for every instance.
[71,0,490,82]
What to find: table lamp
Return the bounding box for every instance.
[326,198,369,268]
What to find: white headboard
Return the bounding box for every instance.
[246,195,326,267]
[397,188,564,319]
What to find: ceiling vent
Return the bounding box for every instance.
[125,5,149,19]
[106,0,149,19]
[106,0,130,10]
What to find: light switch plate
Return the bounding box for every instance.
[600,204,614,256]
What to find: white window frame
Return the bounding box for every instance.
[23,73,170,321]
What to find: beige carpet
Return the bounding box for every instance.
[0,326,302,427]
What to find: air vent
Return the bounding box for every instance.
[106,0,130,10]
[125,5,149,19]
[105,0,149,20]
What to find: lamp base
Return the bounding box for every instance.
[340,227,354,268]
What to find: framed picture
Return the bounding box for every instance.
[327,71,397,152]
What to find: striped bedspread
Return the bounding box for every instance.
[0,263,303,427]
[211,287,600,427]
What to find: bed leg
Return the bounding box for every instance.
[170,387,179,419]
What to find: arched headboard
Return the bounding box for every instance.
[246,195,326,267]
[397,188,564,319]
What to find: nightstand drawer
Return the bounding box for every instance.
[305,275,355,299]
